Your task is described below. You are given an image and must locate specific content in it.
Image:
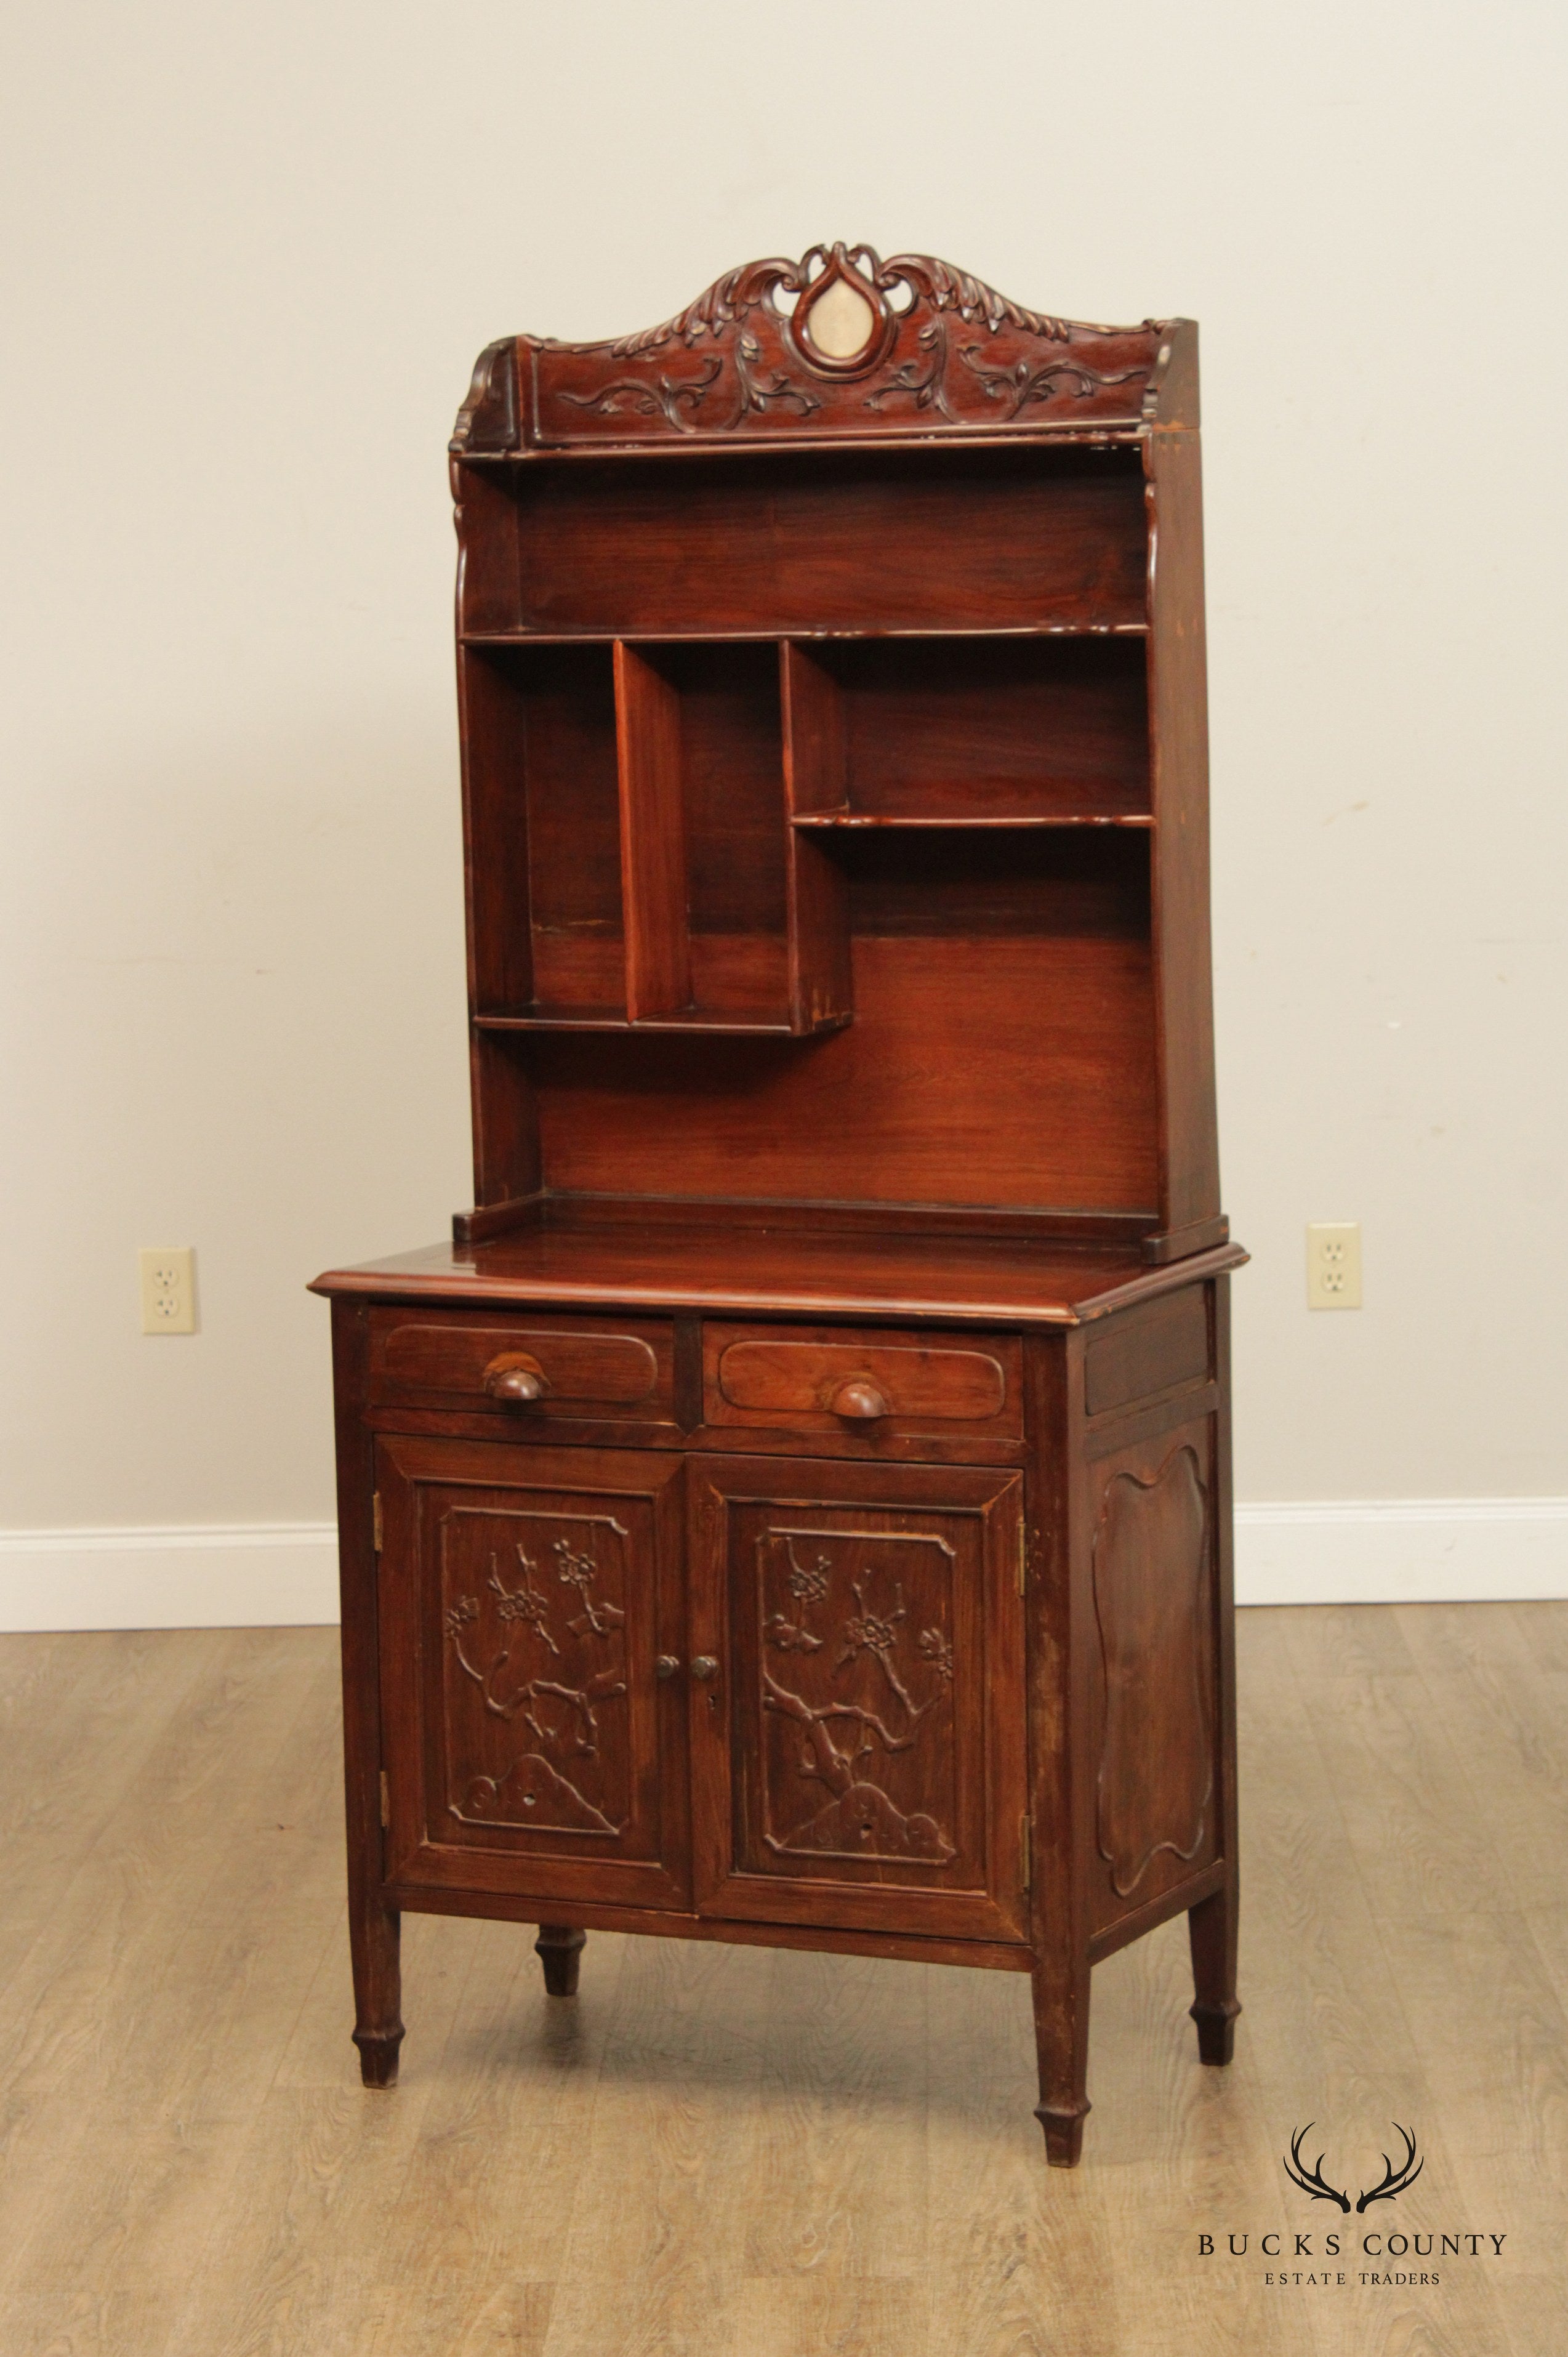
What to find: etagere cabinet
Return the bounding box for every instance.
[313,243,1244,2166]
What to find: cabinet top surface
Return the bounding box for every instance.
[453,243,1196,458]
[310,1220,1245,1327]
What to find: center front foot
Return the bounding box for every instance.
[535,1923,587,1996]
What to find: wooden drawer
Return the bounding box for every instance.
[702,1321,1022,1443]
[366,1308,676,1425]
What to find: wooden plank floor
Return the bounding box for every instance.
[0,1606,1563,2355]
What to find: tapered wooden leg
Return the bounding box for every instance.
[1031,1945,1092,2167]
[350,1900,404,2087]
[1189,1881,1240,2065]
[535,1923,587,1997]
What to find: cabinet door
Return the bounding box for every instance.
[688,1456,1027,1943]
[377,1435,688,1911]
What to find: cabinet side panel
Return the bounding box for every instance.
[452,460,520,634]
[1146,432,1220,1233]
[1079,1363,1223,1936]
[468,1032,541,1211]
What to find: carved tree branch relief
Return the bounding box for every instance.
[443,1515,630,1837]
[759,1533,957,1864]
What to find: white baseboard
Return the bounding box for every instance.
[1234,1498,1568,1606]
[0,1523,340,1632]
[0,1501,1563,1632]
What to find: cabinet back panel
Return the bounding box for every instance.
[840,827,1148,937]
[831,637,1149,820]
[510,449,1146,635]
[530,937,1157,1212]
[647,643,787,937]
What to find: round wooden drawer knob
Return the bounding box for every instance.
[829,1377,892,1421]
[483,1353,549,1404]
[655,1654,680,1681]
[690,1655,719,1681]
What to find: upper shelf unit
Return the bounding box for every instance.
[451,246,1221,1252]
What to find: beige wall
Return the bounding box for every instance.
[3,0,1565,1533]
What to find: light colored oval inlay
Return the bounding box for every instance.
[803,276,876,360]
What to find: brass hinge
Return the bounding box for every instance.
[372,1492,384,1553]
[379,1770,391,1829]
[1016,1504,1027,1597]
[1020,1811,1032,1890]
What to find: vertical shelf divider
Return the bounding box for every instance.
[779,641,853,1033]
[615,642,692,1021]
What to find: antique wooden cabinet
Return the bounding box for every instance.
[312,244,1244,2166]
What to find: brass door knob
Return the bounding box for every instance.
[829,1377,892,1421]
[690,1655,719,1681]
[655,1654,680,1680]
[483,1353,549,1404]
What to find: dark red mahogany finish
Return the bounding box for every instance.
[313,246,1242,2166]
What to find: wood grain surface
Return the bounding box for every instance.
[0,1605,1561,2354]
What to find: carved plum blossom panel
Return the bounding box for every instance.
[689,1461,1028,1944]
[757,1527,960,1865]
[438,1505,633,1840]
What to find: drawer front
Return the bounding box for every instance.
[368,1309,675,1425]
[704,1321,1022,1444]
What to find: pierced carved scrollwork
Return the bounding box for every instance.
[443,1518,630,1837]
[759,1534,957,1864]
[522,244,1163,448]
[871,249,1075,343]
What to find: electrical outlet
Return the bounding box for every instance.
[1306,1223,1361,1311]
[139,1247,198,1334]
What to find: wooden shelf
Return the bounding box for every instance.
[792,810,1154,831]
[462,625,1150,647]
[473,1008,850,1037]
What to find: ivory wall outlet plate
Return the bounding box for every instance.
[1306,1222,1361,1310]
[139,1246,197,1334]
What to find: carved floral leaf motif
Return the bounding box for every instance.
[758,1533,957,1865]
[956,345,1145,421]
[441,1515,631,1837]
[1092,1446,1213,1896]
[556,354,723,434]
